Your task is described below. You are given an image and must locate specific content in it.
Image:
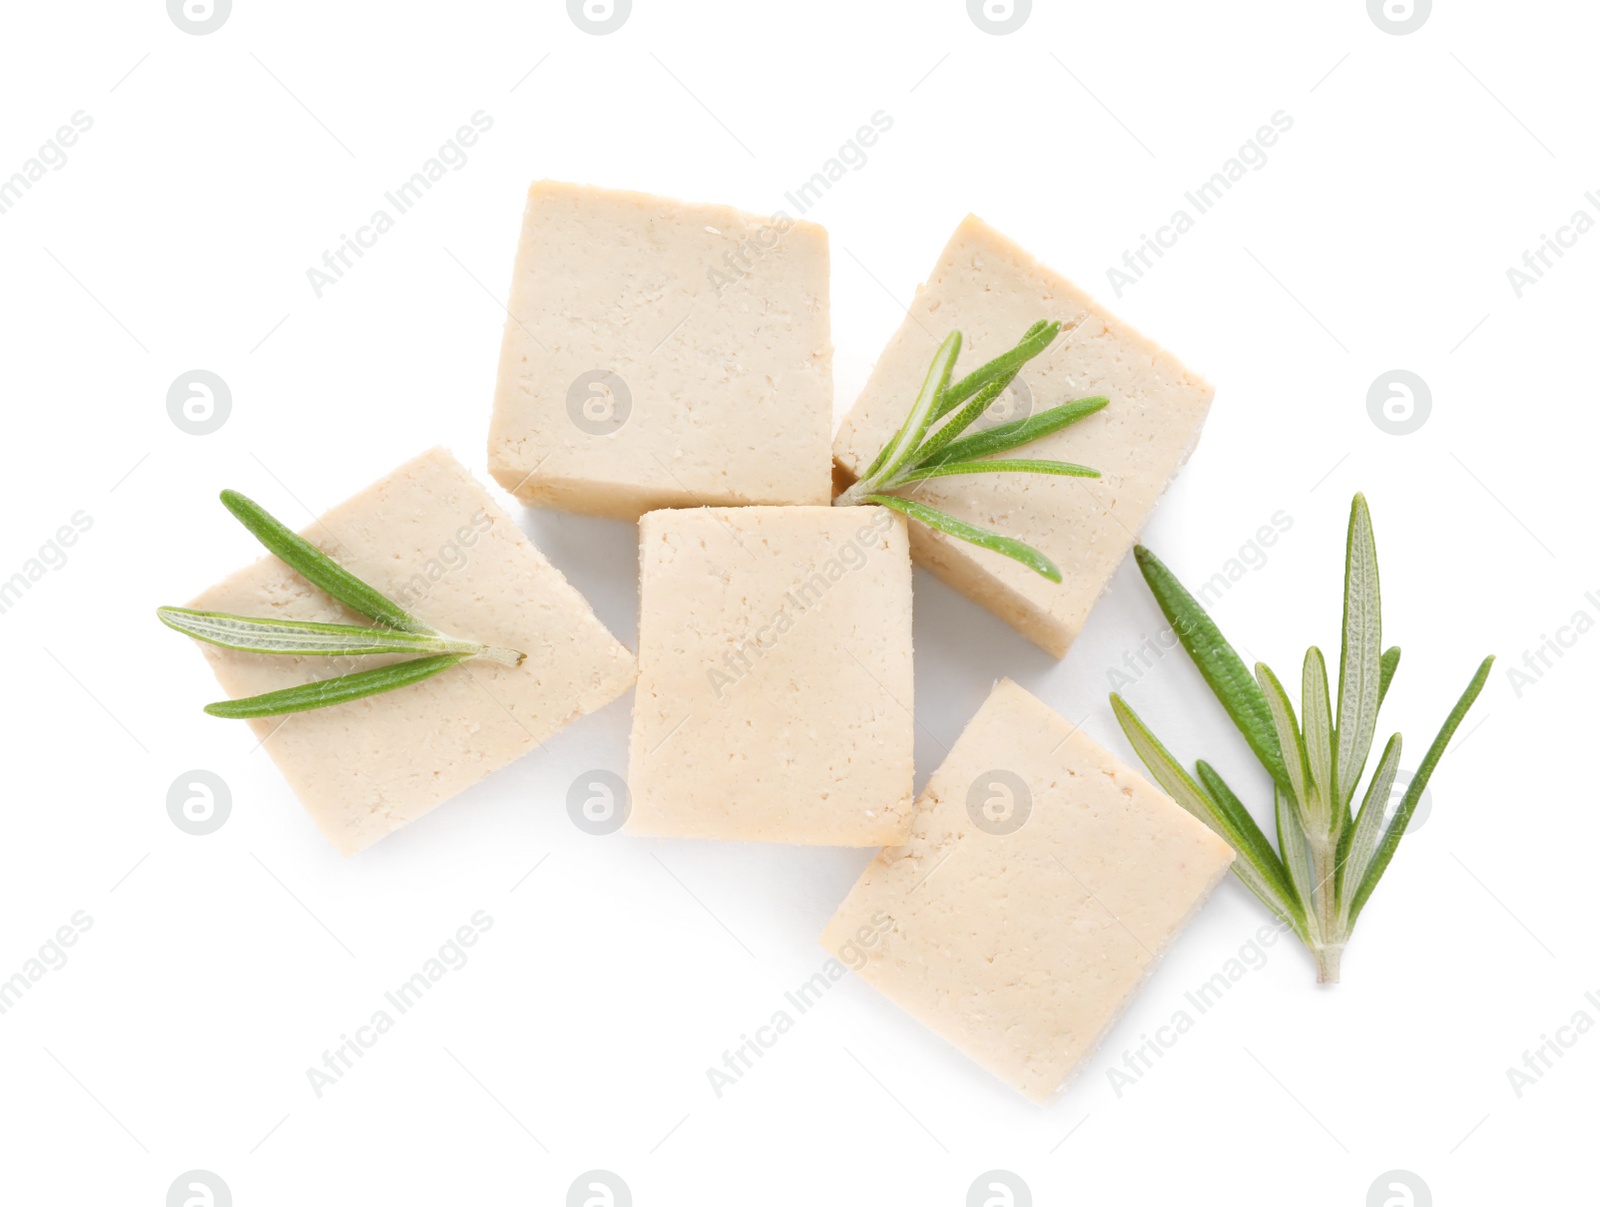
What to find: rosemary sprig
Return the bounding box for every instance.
[1110,493,1493,983]
[159,491,524,717]
[835,322,1107,582]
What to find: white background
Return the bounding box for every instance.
[1,1,1592,1203]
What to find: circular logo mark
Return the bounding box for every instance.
[966,771,1031,835]
[567,0,631,35]
[1367,0,1430,35]
[967,0,1031,35]
[1366,370,1430,435]
[1367,1169,1431,1207]
[967,1169,1031,1207]
[973,377,1033,431]
[167,771,231,837]
[1383,770,1434,834]
[167,1170,232,1207]
[167,0,231,35]
[567,1170,631,1207]
[566,370,631,435]
[568,771,630,835]
[167,370,232,435]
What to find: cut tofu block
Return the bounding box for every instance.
[820,679,1234,1102]
[489,180,833,520]
[833,215,1213,657]
[187,448,636,855]
[627,505,913,845]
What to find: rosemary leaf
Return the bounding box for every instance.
[220,489,430,634]
[203,654,472,719]
[868,331,962,482]
[1336,493,1383,811]
[920,396,1108,468]
[1379,645,1401,706]
[1132,545,1290,793]
[1195,760,1299,911]
[1348,655,1495,925]
[931,319,1057,422]
[158,607,481,659]
[863,494,1061,581]
[1302,646,1335,827]
[1257,662,1314,820]
[1111,696,1304,932]
[1337,732,1402,919]
[894,458,1100,484]
[1275,783,1317,936]
[911,366,1027,466]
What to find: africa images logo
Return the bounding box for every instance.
[167,1170,231,1207]
[567,1170,630,1207]
[1367,370,1431,435]
[967,1170,1031,1207]
[1368,0,1430,35]
[568,0,630,35]
[1367,1170,1431,1207]
[568,770,630,835]
[968,0,1031,36]
[967,770,1031,835]
[167,370,232,435]
[168,0,231,35]
[167,771,231,836]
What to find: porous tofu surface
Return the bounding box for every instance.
[832,215,1214,657]
[627,505,914,845]
[820,679,1234,1102]
[489,180,833,519]
[188,448,636,855]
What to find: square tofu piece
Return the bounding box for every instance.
[488,180,833,520]
[187,449,636,855]
[820,679,1234,1102]
[627,505,914,845]
[833,215,1214,657]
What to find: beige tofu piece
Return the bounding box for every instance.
[627,505,913,845]
[820,679,1234,1102]
[187,449,636,855]
[488,180,833,520]
[833,215,1213,657]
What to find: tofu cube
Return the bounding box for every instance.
[820,679,1234,1102]
[833,215,1214,657]
[489,180,833,520]
[187,448,636,855]
[627,506,914,845]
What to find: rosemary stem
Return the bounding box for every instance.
[1313,942,1344,984]
[1309,836,1342,981]
[477,645,527,668]
[833,480,872,507]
